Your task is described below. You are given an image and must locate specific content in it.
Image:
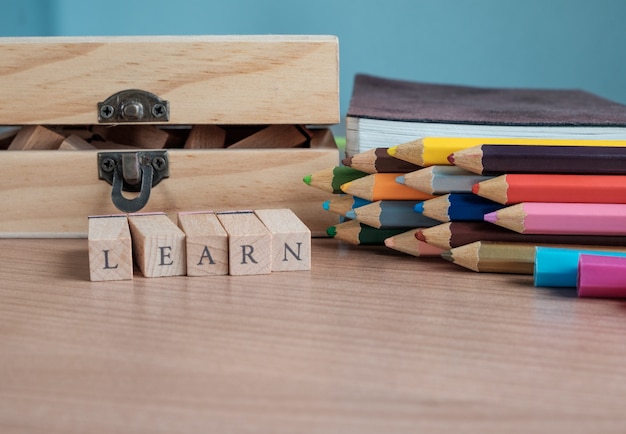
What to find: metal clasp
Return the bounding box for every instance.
[98,151,169,213]
[97,89,169,123]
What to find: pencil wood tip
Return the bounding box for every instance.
[345,210,357,219]
[322,200,330,211]
[447,153,455,164]
[484,211,497,223]
[303,174,312,185]
[414,202,424,213]
[440,250,453,262]
[471,183,480,194]
[415,229,426,241]
[395,175,405,184]
[388,146,398,157]
[342,156,352,166]
[326,226,337,237]
[339,181,352,193]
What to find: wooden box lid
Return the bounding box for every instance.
[0,35,339,125]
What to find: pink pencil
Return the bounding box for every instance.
[484,202,626,235]
[578,254,626,298]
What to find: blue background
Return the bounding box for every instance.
[2,0,626,122]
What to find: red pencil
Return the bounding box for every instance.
[474,174,626,204]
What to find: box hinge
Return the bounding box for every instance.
[98,150,169,213]
[97,89,169,123]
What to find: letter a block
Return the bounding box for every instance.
[217,211,271,276]
[88,215,133,281]
[128,213,186,278]
[177,211,228,276]
[254,208,311,272]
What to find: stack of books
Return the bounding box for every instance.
[306,74,626,298]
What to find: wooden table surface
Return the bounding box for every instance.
[1,237,626,433]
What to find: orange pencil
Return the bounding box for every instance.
[340,173,436,201]
[474,174,626,205]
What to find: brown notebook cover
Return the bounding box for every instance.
[347,74,626,126]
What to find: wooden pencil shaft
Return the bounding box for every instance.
[447,241,536,274]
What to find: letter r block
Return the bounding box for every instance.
[254,208,311,272]
[88,215,133,281]
[216,211,271,276]
[128,213,186,278]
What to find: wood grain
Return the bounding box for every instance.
[0,35,339,125]
[1,238,626,433]
[0,129,339,237]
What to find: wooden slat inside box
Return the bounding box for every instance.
[0,35,340,237]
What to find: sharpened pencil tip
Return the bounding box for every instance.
[484,211,497,223]
[415,229,426,241]
[345,210,356,219]
[339,181,352,193]
[322,200,330,211]
[447,154,455,164]
[326,226,337,237]
[472,183,480,194]
[440,251,453,262]
[388,146,398,157]
[395,175,405,184]
[303,174,312,185]
[342,156,353,166]
[414,202,424,213]
[383,237,393,248]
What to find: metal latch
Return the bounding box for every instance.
[97,89,169,123]
[98,150,169,213]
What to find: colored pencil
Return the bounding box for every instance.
[303,166,369,194]
[484,202,626,235]
[388,137,626,167]
[396,165,494,194]
[534,246,626,288]
[473,174,626,205]
[322,195,371,216]
[415,193,505,222]
[384,229,445,257]
[578,254,626,298]
[441,241,537,274]
[327,220,408,245]
[340,173,436,201]
[342,147,422,174]
[416,221,626,250]
[346,200,440,229]
[449,144,626,175]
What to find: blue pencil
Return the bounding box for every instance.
[346,200,440,229]
[534,246,626,288]
[415,193,505,222]
[322,195,371,216]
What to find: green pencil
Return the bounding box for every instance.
[327,220,408,245]
[303,166,369,194]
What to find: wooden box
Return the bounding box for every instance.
[0,35,340,237]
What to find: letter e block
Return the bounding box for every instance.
[217,211,271,276]
[178,211,228,276]
[88,215,133,281]
[128,213,186,278]
[254,209,311,272]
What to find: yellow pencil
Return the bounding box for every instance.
[388,137,626,167]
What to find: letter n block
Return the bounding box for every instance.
[254,208,311,272]
[177,211,228,276]
[216,211,271,276]
[128,213,186,278]
[88,215,133,281]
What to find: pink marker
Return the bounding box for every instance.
[577,254,626,298]
[484,202,626,235]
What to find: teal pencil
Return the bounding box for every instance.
[346,200,440,229]
[322,195,371,217]
[534,246,626,288]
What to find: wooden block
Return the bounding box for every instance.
[127,213,186,278]
[88,215,133,281]
[184,125,227,149]
[177,211,228,276]
[59,134,96,150]
[227,125,309,149]
[8,125,65,150]
[254,208,311,272]
[92,125,172,149]
[216,211,272,276]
